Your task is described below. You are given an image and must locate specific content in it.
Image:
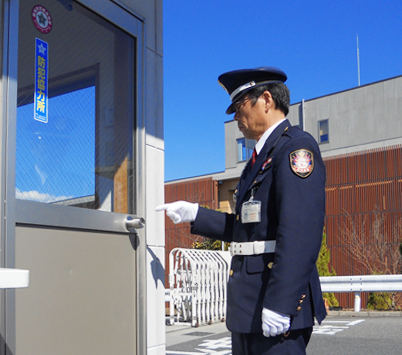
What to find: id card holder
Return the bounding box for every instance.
[241,200,261,223]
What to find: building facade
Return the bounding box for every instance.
[164,75,402,309]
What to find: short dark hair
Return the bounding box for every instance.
[249,82,290,116]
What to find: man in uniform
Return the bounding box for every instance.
[156,67,326,354]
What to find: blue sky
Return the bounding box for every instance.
[16,87,95,202]
[163,0,402,181]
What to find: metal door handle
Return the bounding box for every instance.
[125,216,145,231]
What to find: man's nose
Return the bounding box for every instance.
[233,113,239,121]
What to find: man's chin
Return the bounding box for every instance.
[239,130,250,139]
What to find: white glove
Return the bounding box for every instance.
[262,308,290,337]
[155,201,199,224]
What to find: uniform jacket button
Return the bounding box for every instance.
[267,262,273,269]
[297,306,301,311]
[229,270,234,276]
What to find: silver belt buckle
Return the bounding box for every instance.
[230,242,251,256]
[229,242,237,256]
[230,241,276,256]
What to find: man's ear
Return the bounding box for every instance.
[262,91,274,110]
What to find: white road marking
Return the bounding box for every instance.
[166,336,232,355]
[313,319,365,335]
[167,320,366,354]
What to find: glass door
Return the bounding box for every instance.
[9,1,145,354]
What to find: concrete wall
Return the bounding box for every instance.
[289,76,402,158]
[225,76,402,166]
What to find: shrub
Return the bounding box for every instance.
[316,229,339,308]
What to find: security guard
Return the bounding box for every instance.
[156,67,326,354]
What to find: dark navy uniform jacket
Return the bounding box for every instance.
[191,119,326,334]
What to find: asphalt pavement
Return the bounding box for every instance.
[166,310,402,354]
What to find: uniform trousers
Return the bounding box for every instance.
[231,327,312,355]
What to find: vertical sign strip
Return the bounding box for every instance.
[34,38,49,123]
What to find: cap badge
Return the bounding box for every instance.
[290,149,314,178]
[230,81,256,100]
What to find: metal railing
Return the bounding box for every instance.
[320,274,402,312]
[168,248,231,326]
[167,248,402,326]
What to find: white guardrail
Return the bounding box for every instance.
[320,274,402,312]
[167,249,402,326]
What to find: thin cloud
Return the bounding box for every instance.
[15,188,73,203]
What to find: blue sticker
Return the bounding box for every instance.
[34,38,49,123]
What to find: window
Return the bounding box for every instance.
[16,1,137,213]
[237,138,255,162]
[318,119,329,144]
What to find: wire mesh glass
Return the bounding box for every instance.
[16,0,136,213]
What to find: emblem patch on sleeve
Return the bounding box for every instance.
[290,149,314,178]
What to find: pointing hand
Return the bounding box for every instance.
[155,201,199,224]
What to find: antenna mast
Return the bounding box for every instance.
[356,34,361,86]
